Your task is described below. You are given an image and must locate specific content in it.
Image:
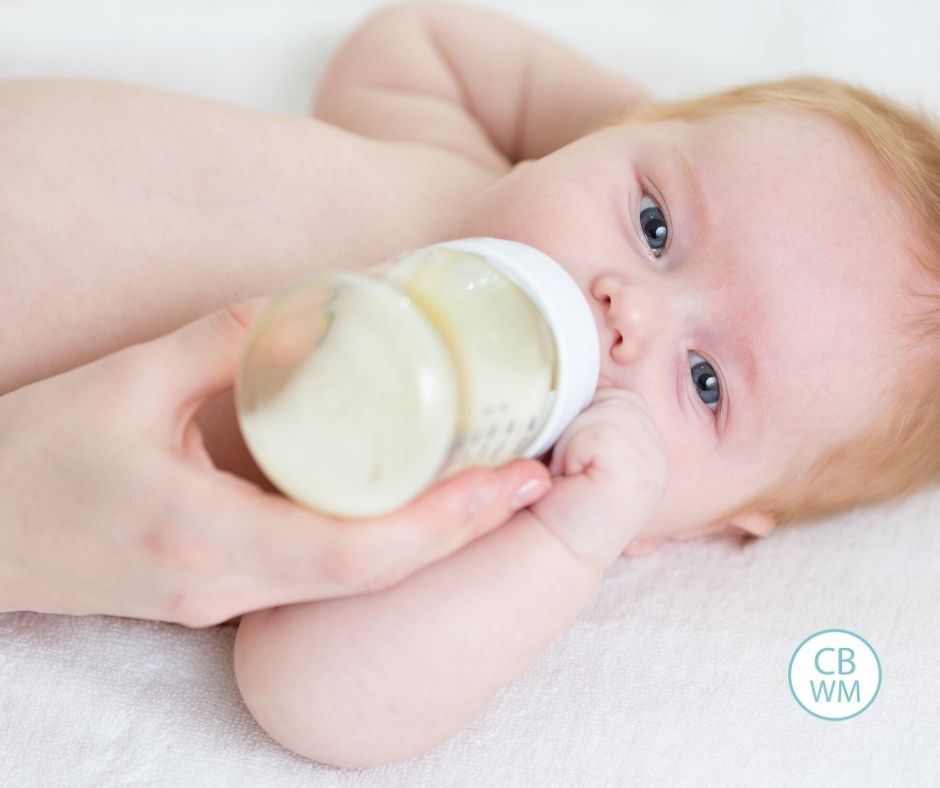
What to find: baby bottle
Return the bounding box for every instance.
[234,237,599,518]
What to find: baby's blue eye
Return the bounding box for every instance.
[690,351,720,412]
[639,194,668,257]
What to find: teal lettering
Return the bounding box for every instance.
[810,680,836,702]
[814,647,835,675]
[838,648,856,675]
[809,680,861,703]
[838,680,861,702]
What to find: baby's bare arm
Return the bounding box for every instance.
[233,509,602,768]
[232,381,668,767]
[314,1,650,166]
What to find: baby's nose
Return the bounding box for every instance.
[592,275,669,363]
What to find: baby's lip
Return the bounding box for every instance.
[597,375,616,389]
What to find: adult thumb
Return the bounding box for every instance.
[145,297,270,423]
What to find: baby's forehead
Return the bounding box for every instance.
[680,105,874,170]
[664,107,898,232]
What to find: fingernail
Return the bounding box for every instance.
[510,477,549,510]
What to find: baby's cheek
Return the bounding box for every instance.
[652,449,741,538]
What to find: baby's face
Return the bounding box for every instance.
[457,107,918,546]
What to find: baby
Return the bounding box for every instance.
[3,0,939,770]
[229,2,940,768]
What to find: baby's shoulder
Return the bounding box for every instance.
[314,125,507,251]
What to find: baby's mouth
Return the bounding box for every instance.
[597,375,616,389]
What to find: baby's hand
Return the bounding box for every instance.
[527,388,670,571]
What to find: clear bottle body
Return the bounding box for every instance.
[235,242,566,518]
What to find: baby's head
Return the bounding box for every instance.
[457,76,940,551]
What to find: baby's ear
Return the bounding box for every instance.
[726,511,777,538]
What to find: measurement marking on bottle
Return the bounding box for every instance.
[487,440,507,460]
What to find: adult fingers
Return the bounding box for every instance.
[301,459,554,595]
[183,459,552,621]
[134,297,271,426]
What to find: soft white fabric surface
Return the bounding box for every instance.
[1,1,939,785]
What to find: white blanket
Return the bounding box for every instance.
[2,1,939,785]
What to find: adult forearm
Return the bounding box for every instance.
[233,509,604,768]
[0,78,490,398]
[0,78,496,481]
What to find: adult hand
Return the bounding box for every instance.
[0,298,551,628]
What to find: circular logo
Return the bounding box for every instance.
[788,629,881,720]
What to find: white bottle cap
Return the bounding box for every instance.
[424,237,600,459]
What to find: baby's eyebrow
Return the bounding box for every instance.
[673,148,709,253]
[727,330,762,437]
